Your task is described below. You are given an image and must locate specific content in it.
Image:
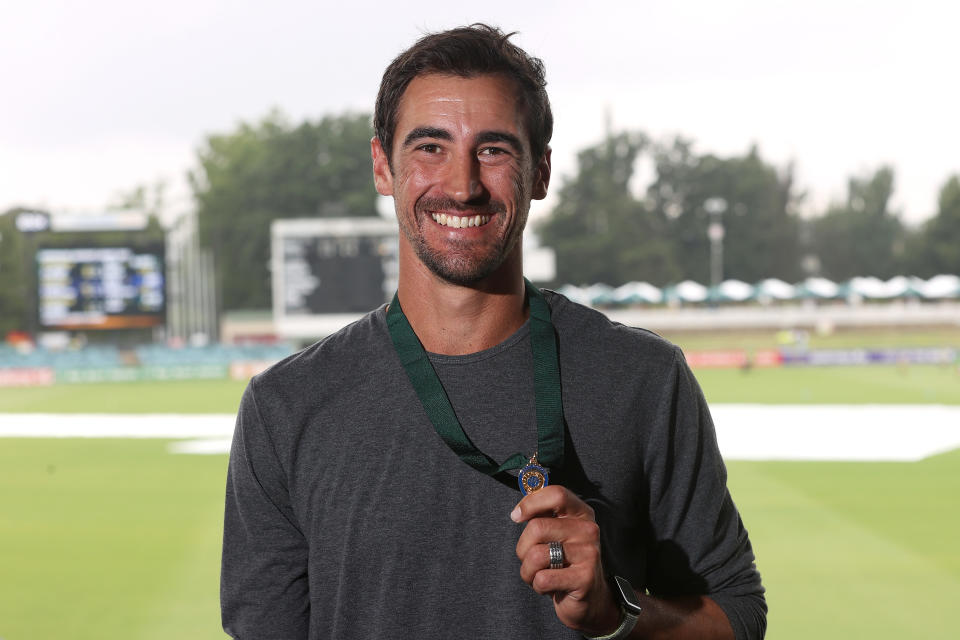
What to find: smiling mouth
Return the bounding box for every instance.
[430,213,491,229]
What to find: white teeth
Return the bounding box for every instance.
[430,213,491,228]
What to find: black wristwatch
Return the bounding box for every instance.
[583,576,643,640]
[614,575,644,616]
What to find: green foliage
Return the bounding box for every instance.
[539,130,960,287]
[537,132,804,286]
[0,209,30,334]
[649,140,803,284]
[811,166,905,279]
[108,180,167,218]
[190,110,379,311]
[538,131,679,285]
[905,175,960,277]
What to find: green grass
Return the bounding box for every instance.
[1,364,957,414]
[1,438,957,639]
[696,363,960,405]
[0,378,249,413]
[662,326,960,351]
[1,327,957,638]
[726,448,960,639]
[0,438,228,640]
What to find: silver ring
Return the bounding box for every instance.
[548,541,565,570]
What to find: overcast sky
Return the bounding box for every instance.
[2,0,957,226]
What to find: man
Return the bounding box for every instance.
[222,24,765,640]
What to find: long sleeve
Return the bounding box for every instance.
[221,379,310,639]
[642,347,767,640]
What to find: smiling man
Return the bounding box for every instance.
[378,72,545,282]
[371,70,549,355]
[222,24,765,640]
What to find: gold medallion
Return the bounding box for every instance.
[518,454,549,496]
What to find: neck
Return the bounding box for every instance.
[396,252,527,356]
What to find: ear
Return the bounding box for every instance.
[371,136,394,196]
[531,146,551,200]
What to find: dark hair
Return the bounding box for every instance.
[374,23,553,166]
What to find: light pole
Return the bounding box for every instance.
[704,198,727,296]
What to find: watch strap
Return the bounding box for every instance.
[582,606,639,640]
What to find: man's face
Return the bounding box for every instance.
[372,73,550,286]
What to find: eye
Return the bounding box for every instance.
[478,146,508,157]
[417,143,441,154]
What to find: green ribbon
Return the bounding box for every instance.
[386,279,564,486]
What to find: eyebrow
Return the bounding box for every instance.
[402,126,452,148]
[400,127,525,154]
[475,131,524,153]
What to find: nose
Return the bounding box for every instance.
[442,152,485,203]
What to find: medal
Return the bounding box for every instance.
[518,453,549,495]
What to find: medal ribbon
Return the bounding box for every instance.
[386,279,564,483]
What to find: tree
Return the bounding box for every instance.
[538,133,804,287]
[190,110,379,311]
[904,175,960,277]
[647,140,804,285]
[537,131,681,285]
[108,180,167,219]
[0,209,30,335]
[812,166,904,279]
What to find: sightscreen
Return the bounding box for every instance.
[36,245,166,330]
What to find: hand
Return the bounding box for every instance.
[512,485,622,636]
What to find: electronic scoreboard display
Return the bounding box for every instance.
[36,246,166,330]
[271,217,399,338]
[281,234,396,314]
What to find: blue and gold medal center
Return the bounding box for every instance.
[518,460,549,496]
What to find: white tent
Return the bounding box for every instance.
[667,280,709,303]
[716,279,755,302]
[611,281,663,304]
[756,278,796,300]
[919,274,960,298]
[798,277,840,299]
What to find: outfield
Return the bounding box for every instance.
[1,363,958,413]
[0,438,226,640]
[1,362,958,639]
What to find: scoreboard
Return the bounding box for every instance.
[271,218,399,338]
[270,216,555,340]
[36,245,166,330]
[281,234,396,314]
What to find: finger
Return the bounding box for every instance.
[518,540,600,585]
[531,561,596,596]
[510,485,595,523]
[515,516,600,561]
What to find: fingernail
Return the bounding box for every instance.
[510,505,521,522]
